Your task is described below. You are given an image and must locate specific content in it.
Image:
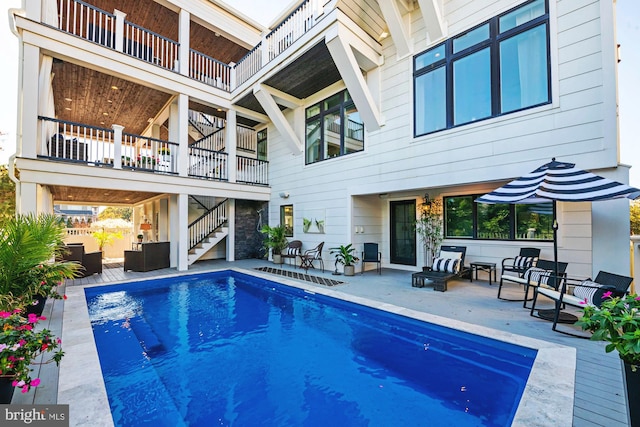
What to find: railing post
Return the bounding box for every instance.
[229,62,236,91]
[226,110,237,183]
[261,32,269,65]
[112,124,124,169]
[114,10,126,52]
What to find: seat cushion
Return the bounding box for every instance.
[573,280,615,307]
[432,257,461,274]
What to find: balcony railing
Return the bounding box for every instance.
[37,117,269,185]
[54,0,325,91]
[123,21,179,71]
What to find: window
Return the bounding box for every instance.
[280,205,293,237]
[257,129,267,161]
[305,90,364,164]
[414,0,550,136]
[444,195,553,240]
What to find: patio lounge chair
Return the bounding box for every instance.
[361,243,381,274]
[530,271,633,337]
[412,245,468,292]
[500,247,541,278]
[498,259,568,307]
[281,240,302,267]
[300,242,324,272]
[60,244,102,277]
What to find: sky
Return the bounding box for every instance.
[0,0,638,186]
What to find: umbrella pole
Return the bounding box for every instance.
[553,200,558,279]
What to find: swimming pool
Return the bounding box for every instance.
[84,270,540,426]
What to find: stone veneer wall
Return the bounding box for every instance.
[235,200,268,259]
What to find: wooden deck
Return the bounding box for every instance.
[19,259,631,426]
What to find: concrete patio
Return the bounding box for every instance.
[17,259,631,426]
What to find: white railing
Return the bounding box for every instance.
[123,21,179,71]
[191,128,226,152]
[55,0,328,91]
[237,125,257,153]
[189,50,231,91]
[40,116,115,164]
[189,199,227,250]
[57,0,115,46]
[188,147,228,180]
[121,133,179,174]
[236,156,268,185]
[234,42,263,87]
[265,0,314,61]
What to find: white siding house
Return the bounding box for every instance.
[8,0,631,278]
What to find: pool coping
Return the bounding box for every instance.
[60,267,575,427]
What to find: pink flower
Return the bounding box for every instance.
[0,344,7,351]
[13,380,25,387]
[635,296,640,301]
[30,378,41,387]
[0,311,11,318]
[602,291,613,299]
[63,295,68,300]
[21,385,29,393]
[27,313,39,324]
[18,339,26,346]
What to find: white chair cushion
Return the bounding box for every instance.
[432,257,461,274]
[537,287,586,308]
[439,250,462,260]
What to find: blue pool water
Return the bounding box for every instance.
[85,271,536,426]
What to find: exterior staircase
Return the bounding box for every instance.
[188,197,228,265]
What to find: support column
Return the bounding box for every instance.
[114,10,126,52]
[226,109,237,183]
[178,10,190,76]
[19,182,38,215]
[226,199,235,262]
[169,194,189,271]
[21,44,40,158]
[169,94,189,177]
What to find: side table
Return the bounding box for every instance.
[470,262,497,285]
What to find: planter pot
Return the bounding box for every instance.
[272,254,283,265]
[0,377,14,404]
[25,294,47,316]
[623,361,640,426]
[344,265,355,276]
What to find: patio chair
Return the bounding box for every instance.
[281,240,302,267]
[500,247,541,278]
[530,271,633,337]
[60,244,102,277]
[361,243,381,274]
[300,242,324,272]
[412,245,468,291]
[498,259,568,307]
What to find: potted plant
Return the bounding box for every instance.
[0,214,80,312]
[137,234,144,243]
[414,196,443,269]
[0,309,64,402]
[330,244,359,276]
[576,293,640,425]
[260,225,287,264]
[92,228,124,256]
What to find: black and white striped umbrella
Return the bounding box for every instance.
[476,158,640,204]
[476,158,640,280]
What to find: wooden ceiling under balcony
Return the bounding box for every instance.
[51,0,255,136]
[48,186,160,205]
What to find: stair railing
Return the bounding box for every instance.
[189,199,228,250]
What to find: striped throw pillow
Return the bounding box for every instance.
[526,267,550,286]
[513,256,536,270]
[573,280,614,307]
[432,257,461,274]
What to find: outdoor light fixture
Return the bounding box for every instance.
[422,193,432,208]
[279,192,290,199]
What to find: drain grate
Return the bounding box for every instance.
[254,267,344,286]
